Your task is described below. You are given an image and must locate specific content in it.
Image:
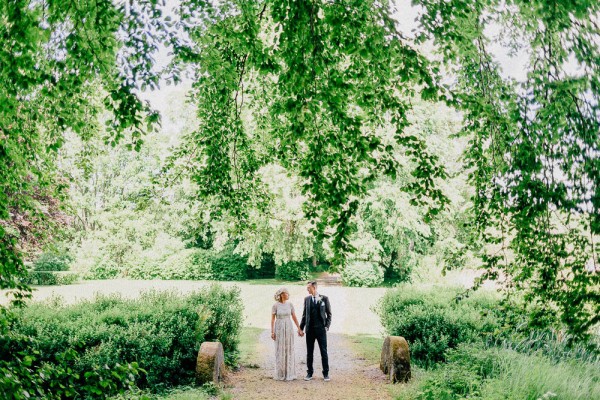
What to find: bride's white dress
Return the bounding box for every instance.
[272,301,296,380]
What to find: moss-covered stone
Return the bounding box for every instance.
[196,341,225,384]
[380,336,411,383]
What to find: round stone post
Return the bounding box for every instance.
[380,336,411,383]
[196,341,225,384]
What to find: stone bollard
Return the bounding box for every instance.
[196,341,225,384]
[380,336,411,383]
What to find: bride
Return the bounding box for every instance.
[271,287,303,381]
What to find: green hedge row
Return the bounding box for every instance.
[89,246,311,282]
[23,271,79,286]
[1,285,243,398]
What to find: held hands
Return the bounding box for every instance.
[297,328,304,337]
[271,332,275,340]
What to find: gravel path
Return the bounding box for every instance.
[226,329,392,400]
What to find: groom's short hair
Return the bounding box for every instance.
[308,281,317,287]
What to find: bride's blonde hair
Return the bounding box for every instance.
[274,287,289,302]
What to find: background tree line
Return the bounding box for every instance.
[45,87,473,286]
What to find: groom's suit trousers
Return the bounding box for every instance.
[306,324,328,376]
[306,299,329,376]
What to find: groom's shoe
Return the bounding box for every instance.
[304,374,313,381]
[324,375,330,382]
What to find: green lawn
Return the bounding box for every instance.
[237,327,264,367]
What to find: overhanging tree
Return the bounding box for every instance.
[415,0,599,339]
[169,0,448,267]
[0,0,169,327]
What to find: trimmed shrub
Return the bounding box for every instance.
[275,260,310,281]
[8,285,243,392]
[33,251,71,271]
[342,261,384,287]
[209,246,248,281]
[24,271,79,286]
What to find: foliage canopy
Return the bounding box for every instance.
[414,0,599,338]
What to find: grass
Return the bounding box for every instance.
[159,388,212,400]
[480,348,600,400]
[237,326,264,367]
[347,334,384,364]
[391,344,600,400]
[346,333,429,400]
[244,271,321,285]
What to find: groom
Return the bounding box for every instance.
[300,280,332,382]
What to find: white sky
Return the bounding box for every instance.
[391,0,530,81]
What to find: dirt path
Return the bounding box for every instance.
[226,329,392,400]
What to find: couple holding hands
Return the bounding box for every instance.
[270,281,332,382]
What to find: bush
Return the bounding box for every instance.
[89,259,121,279]
[127,248,213,280]
[189,249,215,279]
[342,261,384,287]
[24,271,79,286]
[7,285,243,392]
[384,255,415,284]
[246,254,276,279]
[81,238,312,282]
[0,333,143,399]
[275,260,310,281]
[387,304,480,367]
[377,287,499,367]
[33,251,71,272]
[209,246,248,281]
[194,285,244,366]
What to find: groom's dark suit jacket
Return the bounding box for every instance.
[300,294,332,330]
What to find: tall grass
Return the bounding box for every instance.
[397,344,600,400]
[480,347,600,400]
[497,329,600,364]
